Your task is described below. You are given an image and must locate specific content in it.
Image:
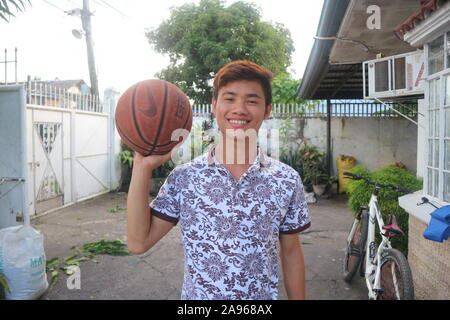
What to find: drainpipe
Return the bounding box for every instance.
[327,99,332,176]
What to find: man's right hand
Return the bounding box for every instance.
[126,143,182,255]
[132,145,178,172]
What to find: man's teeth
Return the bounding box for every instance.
[229,120,248,124]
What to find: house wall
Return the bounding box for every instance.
[408,215,450,299]
[260,117,418,176]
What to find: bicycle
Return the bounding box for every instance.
[342,171,415,300]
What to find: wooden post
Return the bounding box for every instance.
[81,0,99,97]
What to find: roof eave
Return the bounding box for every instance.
[297,0,350,99]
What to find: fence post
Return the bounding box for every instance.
[104,87,120,191]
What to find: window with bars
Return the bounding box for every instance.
[426,31,450,202]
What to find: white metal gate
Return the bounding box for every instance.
[23,84,121,217]
[32,122,64,214]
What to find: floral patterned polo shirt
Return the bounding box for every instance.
[150,145,311,300]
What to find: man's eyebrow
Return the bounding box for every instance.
[222,91,237,96]
[222,91,262,99]
[246,93,262,99]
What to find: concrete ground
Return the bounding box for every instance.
[34,192,368,300]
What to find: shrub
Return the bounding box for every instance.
[346,165,423,256]
[280,149,304,177]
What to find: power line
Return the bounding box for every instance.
[97,0,127,18]
[65,0,80,7]
[42,0,66,12]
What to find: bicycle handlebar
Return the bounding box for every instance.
[343,171,414,194]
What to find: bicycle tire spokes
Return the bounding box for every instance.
[377,249,414,300]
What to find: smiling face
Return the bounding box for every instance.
[212,80,272,138]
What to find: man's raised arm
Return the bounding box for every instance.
[126,151,176,255]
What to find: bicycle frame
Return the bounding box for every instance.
[364,190,393,300]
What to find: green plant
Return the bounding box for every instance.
[0,273,10,299]
[279,149,303,178]
[46,240,131,290]
[346,165,423,256]
[119,149,134,168]
[108,205,126,213]
[299,144,328,186]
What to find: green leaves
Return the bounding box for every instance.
[0,273,10,295]
[82,240,131,256]
[0,0,31,22]
[45,240,131,290]
[146,0,294,103]
[108,205,127,213]
[45,257,60,289]
[118,150,134,168]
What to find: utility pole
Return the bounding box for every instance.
[67,0,99,96]
[81,0,99,96]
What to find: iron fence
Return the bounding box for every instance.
[192,102,418,119]
[24,80,103,113]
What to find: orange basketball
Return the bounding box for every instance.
[115,79,192,156]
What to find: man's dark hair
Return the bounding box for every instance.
[213,60,274,106]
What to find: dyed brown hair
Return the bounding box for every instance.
[213,60,274,106]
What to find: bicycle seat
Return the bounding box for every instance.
[382,214,404,237]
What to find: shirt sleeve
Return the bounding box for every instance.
[149,167,181,225]
[279,174,311,234]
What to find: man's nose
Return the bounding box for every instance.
[232,100,248,114]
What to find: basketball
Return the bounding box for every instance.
[115,79,192,156]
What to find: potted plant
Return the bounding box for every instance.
[300,144,328,196]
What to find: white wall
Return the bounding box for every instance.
[260,116,418,176]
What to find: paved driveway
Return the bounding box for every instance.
[34,192,367,300]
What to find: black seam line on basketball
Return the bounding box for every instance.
[147,84,157,117]
[116,120,151,154]
[118,120,179,149]
[148,81,168,156]
[117,118,178,149]
[181,103,192,130]
[131,82,157,147]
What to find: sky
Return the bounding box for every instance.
[0,0,323,96]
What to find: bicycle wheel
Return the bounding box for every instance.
[343,208,368,282]
[377,249,414,300]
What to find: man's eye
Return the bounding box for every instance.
[225,98,234,102]
[248,100,258,104]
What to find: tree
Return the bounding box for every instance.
[272,73,302,105]
[0,0,31,22]
[146,0,294,103]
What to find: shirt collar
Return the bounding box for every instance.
[207,143,267,167]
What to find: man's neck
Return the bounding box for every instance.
[215,134,258,169]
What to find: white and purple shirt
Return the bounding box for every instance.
[150,145,311,300]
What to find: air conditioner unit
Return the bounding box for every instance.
[363,50,425,100]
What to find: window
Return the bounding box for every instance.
[375,60,389,92]
[445,74,450,201]
[428,35,444,75]
[426,31,450,202]
[447,31,450,71]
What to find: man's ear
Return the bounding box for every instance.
[264,104,272,120]
[212,97,217,116]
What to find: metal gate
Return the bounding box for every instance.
[32,122,64,214]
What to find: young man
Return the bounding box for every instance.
[127,60,311,300]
